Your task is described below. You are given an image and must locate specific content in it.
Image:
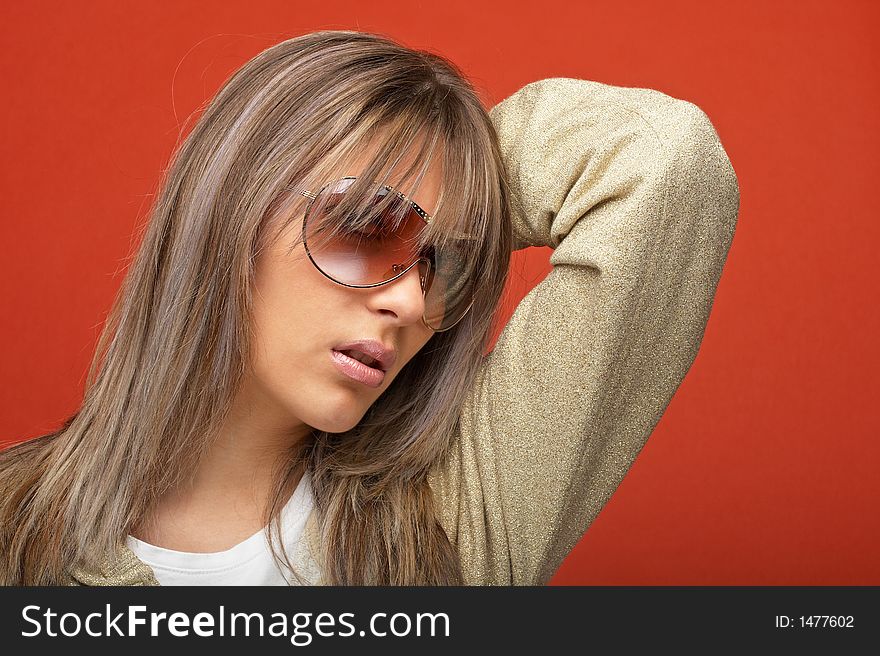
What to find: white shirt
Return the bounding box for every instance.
[126,471,315,585]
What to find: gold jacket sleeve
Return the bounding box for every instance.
[427,77,741,585]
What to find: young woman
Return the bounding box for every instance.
[0,30,740,585]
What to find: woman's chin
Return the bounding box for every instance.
[301,402,367,435]
[310,415,362,435]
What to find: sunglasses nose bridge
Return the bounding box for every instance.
[391,256,432,293]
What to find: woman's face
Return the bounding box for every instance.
[242,147,441,436]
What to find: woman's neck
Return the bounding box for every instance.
[130,378,311,552]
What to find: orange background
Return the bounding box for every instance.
[1,1,878,584]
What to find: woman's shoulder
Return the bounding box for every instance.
[1,431,56,457]
[0,431,58,484]
[1,413,78,471]
[0,432,62,583]
[67,544,160,586]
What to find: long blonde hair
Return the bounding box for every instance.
[0,30,513,585]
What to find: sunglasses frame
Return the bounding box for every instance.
[298,175,474,333]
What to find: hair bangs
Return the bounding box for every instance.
[267,106,438,256]
[419,128,500,284]
[345,110,501,289]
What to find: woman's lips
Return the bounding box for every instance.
[330,349,386,388]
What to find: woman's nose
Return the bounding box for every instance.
[367,261,427,326]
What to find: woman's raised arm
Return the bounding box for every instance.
[428,77,741,585]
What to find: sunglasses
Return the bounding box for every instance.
[298,176,476,332]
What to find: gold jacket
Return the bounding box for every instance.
[68,76,740,586]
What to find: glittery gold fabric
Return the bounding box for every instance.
[67,77,740,586]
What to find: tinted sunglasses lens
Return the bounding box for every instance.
[304,179,422,285]
[304,178,474,330]
[422,245,475,331]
